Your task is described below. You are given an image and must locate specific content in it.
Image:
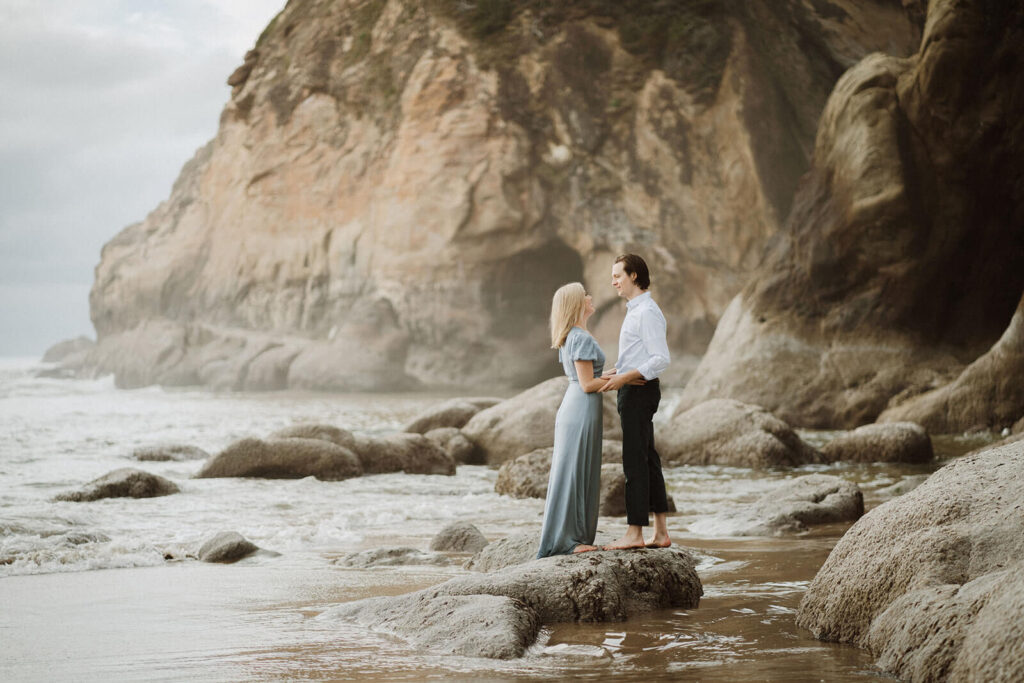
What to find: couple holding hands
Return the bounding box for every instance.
[537,254,672,558]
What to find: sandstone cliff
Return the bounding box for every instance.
[681,0,1024,429]
[85,0,919,391]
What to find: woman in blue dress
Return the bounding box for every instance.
[537,282,607,557]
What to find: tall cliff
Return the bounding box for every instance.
[87,0,920,391]
[681,0,1024,429]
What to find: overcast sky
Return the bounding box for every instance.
[0,0,284,356]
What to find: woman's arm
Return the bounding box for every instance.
[574,360,605,393]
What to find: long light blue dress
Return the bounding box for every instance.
[537,326,604,558]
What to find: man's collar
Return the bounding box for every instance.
[626,290,651,310]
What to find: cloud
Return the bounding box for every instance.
[0,0,283,355]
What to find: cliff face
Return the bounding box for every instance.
[681,0,1024,428]
[88,0,919,391]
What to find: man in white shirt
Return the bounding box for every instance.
[600,254,672,549]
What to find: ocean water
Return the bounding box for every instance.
[0,357,990,680]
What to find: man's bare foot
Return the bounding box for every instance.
[645,535,672,548]
[572,544,598,553]
[602,537,646,551]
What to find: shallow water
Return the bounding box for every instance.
[0,357,994,680]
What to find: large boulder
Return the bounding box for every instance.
[195,437,363,481]
[429,521,489,554]
[54,468,180,502]
[423,427,478,465]
[688,474,863,536]
[198,531,260,563]
[132,444,210,462]
[41,335,94,363]
[878,293,1024,433]
[405,398,503,433]
[268,424,358,450]
[350,432,455,475]
[461,377,622,466]
[328,545,701,658]
[796,440,1024,680]
[659,399,823,467]
[821,422,933,463]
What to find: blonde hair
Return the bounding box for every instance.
[550,282,587,349]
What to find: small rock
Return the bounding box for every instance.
[464,533,540,573]
[429,521,488,553]
[133,444,210,462]
[423,427,478,464]
[822,422,933,463]
[195,437,363,481]
[54,468,180,502]
[334,547,451,568]
[404,398,502,433]
[495,448,552,499]
[198,531,259,563]
[660,399,824,468]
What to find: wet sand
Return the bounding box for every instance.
[1,529,886,682]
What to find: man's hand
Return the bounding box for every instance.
[599,368,618,381]
[599,368,646,392]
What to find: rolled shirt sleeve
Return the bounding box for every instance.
[635,308,670,380]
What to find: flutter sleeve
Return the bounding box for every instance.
[569,331,601,362]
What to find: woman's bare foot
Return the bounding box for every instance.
[645,534,672,548]
[572,544,599,553]
[602,537,646,550]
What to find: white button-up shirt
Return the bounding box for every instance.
[616,291,670,380]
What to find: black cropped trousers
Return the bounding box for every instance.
[617,379,669,527]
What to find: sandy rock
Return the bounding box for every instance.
[268,424,358,451]
[405,398,502,433]
[464,533,540,573]
[688,474,863,536]
[195,437,363,481]
[462,377,621,466]
[429,521,488,554]
[350,432,455,475]
[331,544,701,658]
[494,448,553,499]
[821,422,933,463]
[796,440,1024,679]
[334,547,452,568]
[198,531,260,563]
[423,427,478,464]
[132,444,210,462]
[659,399,823,467]
[42,336,94,363]
[54,468,180,502]
[326,593,540,659]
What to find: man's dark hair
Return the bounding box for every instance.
[615,253,650,290]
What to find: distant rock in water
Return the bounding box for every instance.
[195,437,363,481]
[198,531,260,563]
[429,521,488,554]
[821,422,933,464]
[423,427,477,465]
[681,0,1024,429]
[796,439,1024,681]
[80,0,920,393]
[326,544,702,658]
[54,468,180,502]
[334,547,452,568]
[659,399,823,468]
[688,474,863,537]
[349,432,455,476]
[133,444,210,462]
[268,424,358,450]
[41,336,94,363]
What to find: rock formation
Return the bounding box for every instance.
[796,439,1024,680]
[681,0,1024,428]
[83,0,920,392]
[54,468,180,502]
